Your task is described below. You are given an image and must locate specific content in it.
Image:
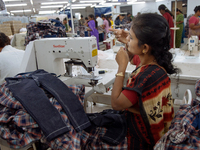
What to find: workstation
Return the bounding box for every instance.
[0,0,200,149]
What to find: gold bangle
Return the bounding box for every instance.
[115,72,124,77]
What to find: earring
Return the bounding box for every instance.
[142,50,146,54]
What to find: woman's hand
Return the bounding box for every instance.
[116,47,129,71]
[109,28,129,44]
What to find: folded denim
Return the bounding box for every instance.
[5,69,91,141]
[85,109,127,145]
[5,77,69,141]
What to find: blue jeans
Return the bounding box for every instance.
[5,69,91,141]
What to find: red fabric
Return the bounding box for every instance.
[163,12,174,48]
[132,55,140,68]
[189,16,199,26]
[122,89,138,105]
[189,16,200,39]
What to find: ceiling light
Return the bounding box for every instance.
[30,0,33,5]
[71,4,92,6]
[80,0,102,2]
[39,11,56,14]
[5,3,27,7]
[95,5,112,8]
[41,5,63,8]
[3,0,22,1]
[127,1,145,4]
[41,2,68,5]
[10,9,31,13]
[33,8,35,13]
[91,4,96,7]
[71,7,86,9]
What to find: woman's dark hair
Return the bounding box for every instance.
[176,8,183,14]
[85,17,88,20]
[0,32,10,48]
[89,14,98,28]
[63,17,67,21]
[131,13,179,75]
[194,5,200,13]
[101,14,111,27]
[158,4,174,18]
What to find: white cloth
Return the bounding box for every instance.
[0,45,24,85]
[96,17,103,26]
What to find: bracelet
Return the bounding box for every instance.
[115,72,124,77]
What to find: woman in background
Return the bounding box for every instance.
[176,8,184,48]
[109,16,114,29]
[87,14,99,50]
[189,5,200,39]
[158,4,174,48]
[101,14,111,40]
[115,14,125,28]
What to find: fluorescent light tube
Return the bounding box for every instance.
[71,7,86,9]
[71,4,92,6]
[39,11,56,14]
[33,8,35,13]
[10,9,31,12]
[41,5,63,8]
[80,0,102,2]
[41,2,68,5]
[5,3,27,7]
[30,0,33,5]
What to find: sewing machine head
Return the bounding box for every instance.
[20,37,100,86]
[188,36,199,52]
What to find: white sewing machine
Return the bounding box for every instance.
[20,37,101,86]
[188,36,199,54]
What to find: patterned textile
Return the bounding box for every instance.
[123,64,174,149]
[154,99,200,150]
[195,79,200,97]
[25,20,66,46]
[0,0,5,11]
[0,73,127,149]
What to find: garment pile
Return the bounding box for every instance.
[25,19,66,46]
[0,69,127,150]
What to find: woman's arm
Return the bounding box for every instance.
[111,47,133,110]
[189,23,200,30]
[87,27,92,31]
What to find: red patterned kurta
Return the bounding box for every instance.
[122,64,174,150]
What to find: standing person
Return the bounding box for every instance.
[95,14,103,26]
[115,14,125,28]
[126,12,133,23]
[0,32,24,85]
[87,14,99,50]
[109,16,114,29]
[110,13,178,149]
[189,5,200,39]
[63,18,69,32]
[79,15,85,26]
[158,4,174,48]
[176,8,184,48]
[73,16,79,28]
[101,14,111,40]
[84,17,89,26]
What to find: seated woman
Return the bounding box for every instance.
[110,13,178,149]
[87,14,100,50]
[0,32,24,85]
[189,5,200,39]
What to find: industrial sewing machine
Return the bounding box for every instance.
[20,37,101,86]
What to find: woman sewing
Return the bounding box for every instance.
[110,13,178,149]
